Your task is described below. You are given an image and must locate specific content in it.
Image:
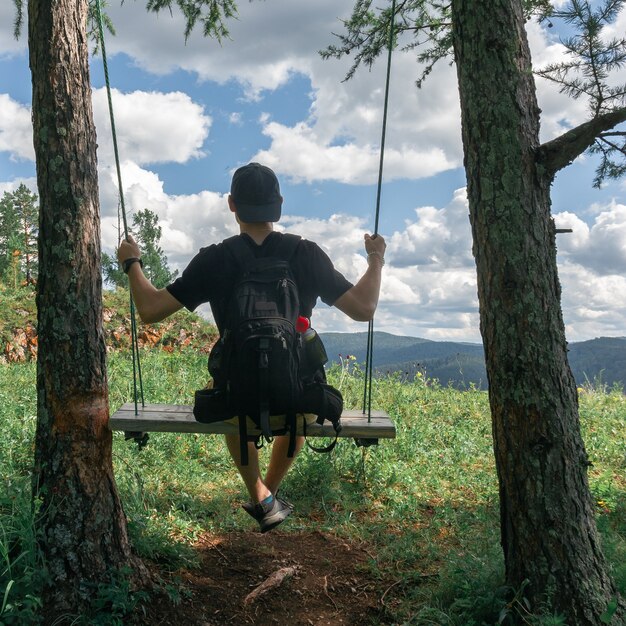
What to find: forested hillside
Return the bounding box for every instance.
[0,286,217,362]
[2,286,624,390]
[320,331,626,390]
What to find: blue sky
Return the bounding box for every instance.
[1,1,625,343]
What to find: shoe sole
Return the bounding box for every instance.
[259,505,292,533]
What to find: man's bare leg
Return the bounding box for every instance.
[264,434,305,495]
[224,434,272,504]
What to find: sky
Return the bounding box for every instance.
[0,1,625,344]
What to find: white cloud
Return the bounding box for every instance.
[282,213,366,256]
[90,87,218,259]
[605,7,626,55]
[555,201,626,274]
[379,193,626,342]
[103,0,347,95]
[387,187,473,268]
[529,7,626,140]
[254,122,456,184]
[92,88,211,166]
[254,45,463,185]
[0,85,212,170]
[560,263,626,341]
[601,4,626,91]
[553,211,589,245]
[0,94,34,161]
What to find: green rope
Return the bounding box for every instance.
[363,0,396,421]
[95,0,145,414]
[373,0,396,238]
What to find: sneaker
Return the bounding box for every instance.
[242,491,294,516]
[242,496,292,533]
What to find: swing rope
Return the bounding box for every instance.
[95,0,145,415]
[362,0,396,421]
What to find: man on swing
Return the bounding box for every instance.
[118,163,385,532]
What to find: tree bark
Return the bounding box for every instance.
[28,0,147,620]
[451,0,623,623]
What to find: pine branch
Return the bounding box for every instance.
[537,106,626,177]
[89,1,117,53]
[319,0,453,85]
[140,0,238,42]
[13,0,24,39]
[590,134,626,185]
[597,134,626,153]
[535,0,626,116]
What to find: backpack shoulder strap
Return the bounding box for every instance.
[272,233,301,262]
[222,234,256,272]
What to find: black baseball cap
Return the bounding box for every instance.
[230,162,282,223]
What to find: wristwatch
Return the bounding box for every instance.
[122,257,143,274]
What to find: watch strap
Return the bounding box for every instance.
[122,257,143,274]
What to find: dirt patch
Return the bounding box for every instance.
[141,530,391,625]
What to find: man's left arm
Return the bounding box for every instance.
[333,233,385,321]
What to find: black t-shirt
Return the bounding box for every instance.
[166,232,353,328]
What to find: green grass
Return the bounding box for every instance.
[0,352,624,625]
[0,362,42,625]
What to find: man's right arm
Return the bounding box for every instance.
[334,234,385,321]
[125,263,183,323]
[118,236,183,323]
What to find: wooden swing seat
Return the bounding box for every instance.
[109,403,396,439]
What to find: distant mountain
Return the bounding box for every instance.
[319,332,626,390]
[568,337,626,390]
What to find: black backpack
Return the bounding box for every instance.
[194,233,343,464]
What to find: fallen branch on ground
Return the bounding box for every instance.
[244,566,299,605]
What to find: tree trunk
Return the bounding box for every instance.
[451,0,623,623]
[28,0,147,620]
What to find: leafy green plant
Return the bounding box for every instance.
[82,566,149,626]
[0,486,44,625]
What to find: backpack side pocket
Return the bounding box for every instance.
[193,388,231,423]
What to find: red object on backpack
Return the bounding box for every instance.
[295,316,310,333]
